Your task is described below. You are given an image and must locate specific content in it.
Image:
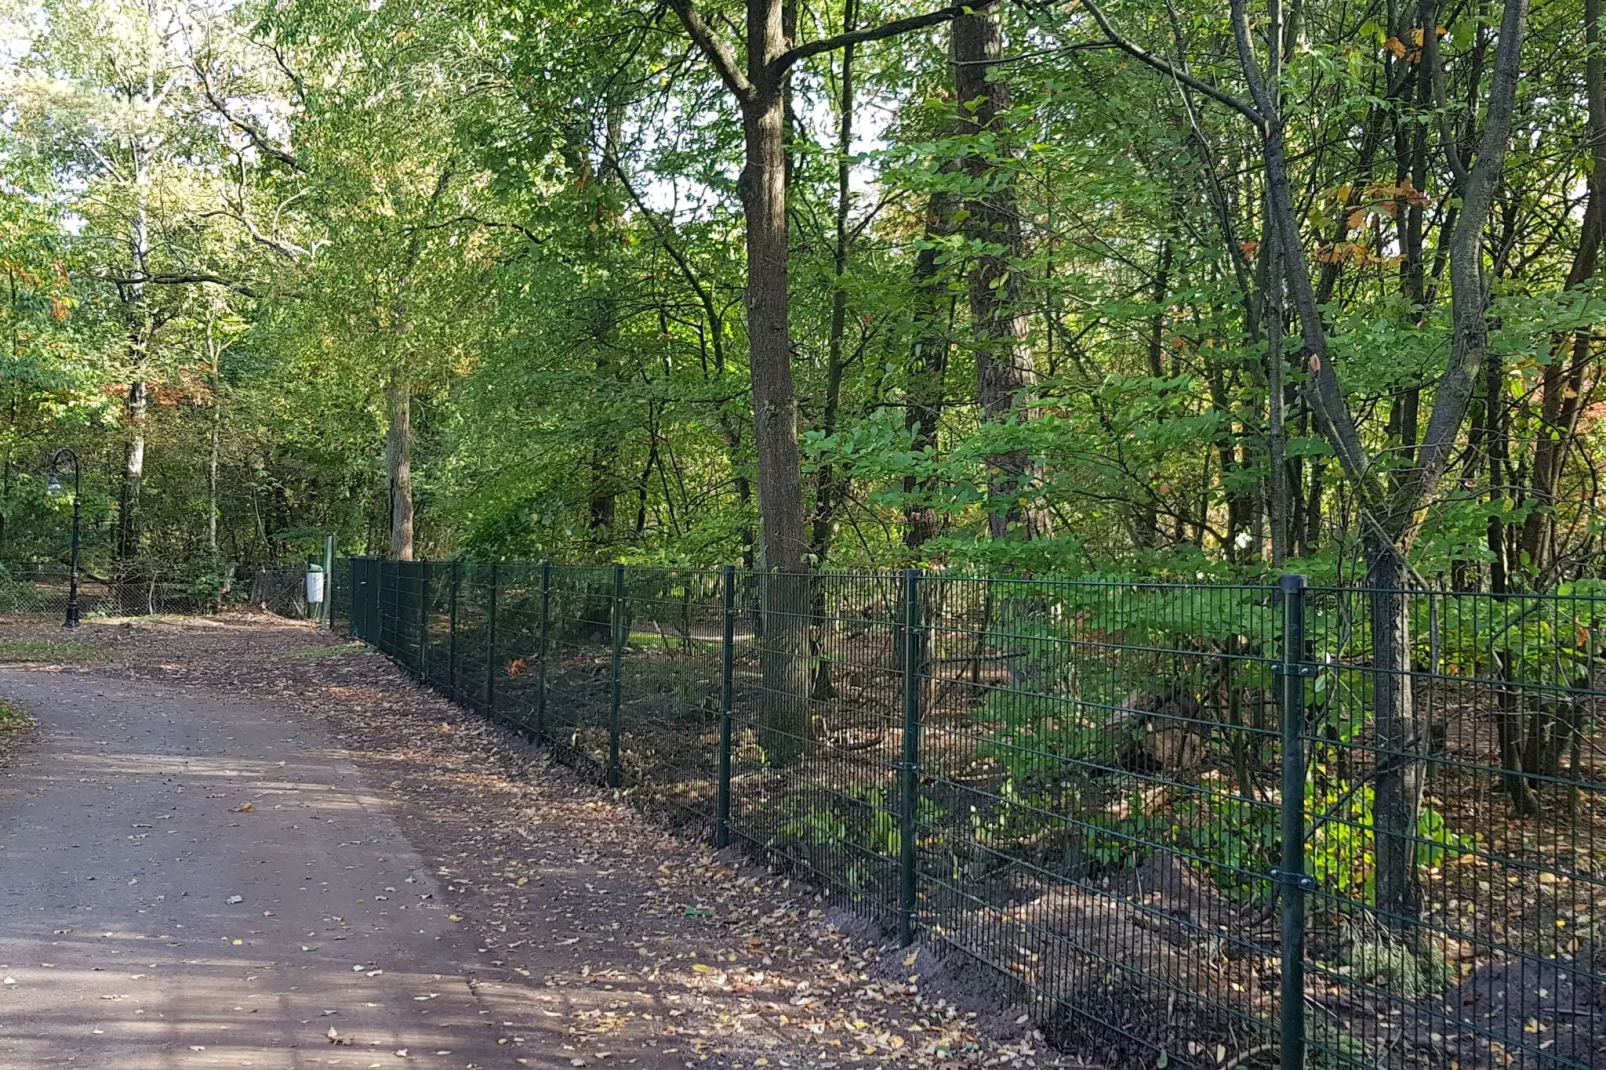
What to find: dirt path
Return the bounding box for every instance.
[0,615,1067,1070]
[0,670,505,1069]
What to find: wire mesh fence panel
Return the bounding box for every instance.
[613,567,726,829]
[528,565,620,779]
[330,558,353,635]
[917,578,1284,1068]
[342,561,1606,1070]
[0,564,217,618]
[245,567,321,618]
[418,562,453,698]
[452,562,495,715]
[492,561,551,735]
[725,571,908,926]
[1304,586,1606,1070]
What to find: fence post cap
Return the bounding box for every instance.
[1280,573,1308,593]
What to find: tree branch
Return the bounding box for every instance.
[774,0,999,72]
[407,214,545,246]
[195,61,304,173]
[1083,0,1265,125]
[667,0,755,102]
[104,272,259,298]
[1228,0,1381,513]
[1406,0,1530,514]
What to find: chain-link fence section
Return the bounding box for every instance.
[346,557,1606,1070]
[0,562,333,621]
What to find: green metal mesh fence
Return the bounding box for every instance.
[345,557,1606,1070]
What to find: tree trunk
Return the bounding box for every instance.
[588,103,626,541]
[904,188,958,550]
[1227,0,1529,934]
[669,0,1002,761]
[1517,0,1604,582]
[1138,236,1173,551]
[118,379,147,567]
[386,368,414,561]
[207,320,222,553]
[208,397,220,553]
[954,9,1048,541]
[741,1,810,764]
[1266,235,1289,567]
[810,1,857,564]
[1364,535,1424,925]
[118,198,151,577]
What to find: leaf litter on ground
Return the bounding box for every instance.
[0,612,1091,1068]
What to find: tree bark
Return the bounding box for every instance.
[904,188,959,550]
[1517,0,1604,582]
[669,0,998,763]
[1266,234,1289,567]
[588,103,625,540]
[954,9,1049,541]
[118,194,151,575]
[208,328,221,553]
[386,368,414,561]
[1229,0,1529,931]
[810,0,857,564]
[118,378,147,567]
[1364,538,1424,923]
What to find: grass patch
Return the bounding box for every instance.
[280,642,369,660]
[0,639,102,662]
[0,697,32,731]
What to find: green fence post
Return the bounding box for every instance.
[375,562,386,652]
[380,561,392,654]
[899,567,923,946]
[448,561,459,703]
[1276,574,1311,1070]
[348,557,359,640]
[322,534,335,629]
[417,562,430,679]
[485,563,500,718]
[607,563,625,788]
[535,562,552,743]
[716,565,735,848]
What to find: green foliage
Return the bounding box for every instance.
[0,639,100,662]
[180,550,237,609]
[1341,937,1456,1000]
[0,696,32,731]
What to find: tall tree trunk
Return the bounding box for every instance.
[118,196,151,575]
[1266,234,1289,567]
[954,9,1048,541]
[733,2,809,577]
[742,1,809,763]
[1137,236,1173,551]
[208,333,221,554]
[810,0,857,564]
[1518,0,1604,582]
[118,378,147,566]
[1228,0,1529,933]
[208,411,220,553]
[386,368,414,561]
[587,103,626,541]
[670,0,998,762]
[904,188,959,551]
[1364,537,1424,923]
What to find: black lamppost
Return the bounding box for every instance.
[48,448,82,628]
